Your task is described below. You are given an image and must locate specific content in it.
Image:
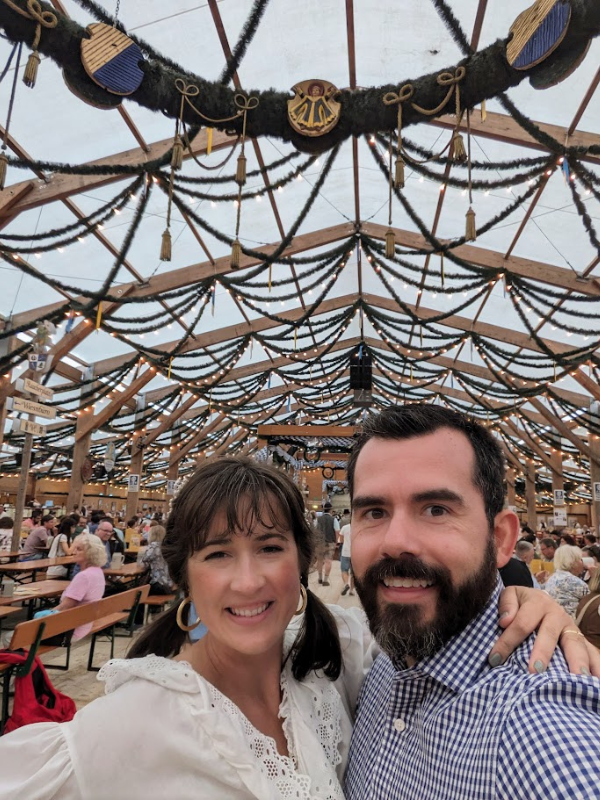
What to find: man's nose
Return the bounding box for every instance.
[379,512,421,560]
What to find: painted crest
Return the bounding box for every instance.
[507,0,571,71]
[81,23,144,96]
[287,80,341,137]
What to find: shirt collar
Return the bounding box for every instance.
[396,576,505,694]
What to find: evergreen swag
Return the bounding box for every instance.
[0,0,598,154]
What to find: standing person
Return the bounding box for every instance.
[19,514,55,561]
[0,456,588,799]
[344,404,600,800]
[339,518,355,596]
[315,502,339,586]
[545,545,590,617]
[340,508,351,528]
[141,525,175,595]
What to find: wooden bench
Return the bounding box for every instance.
[140,593,177,624]
[0,585,149,731]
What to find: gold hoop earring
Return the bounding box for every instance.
[294,584,308,616]
[176,597,202,631]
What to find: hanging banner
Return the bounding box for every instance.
[128,474,140,492]
[593,482,600,502]
[553,507,568,526]
[553,489,565,506]
[104,441,116,473]
[166,480,176,496]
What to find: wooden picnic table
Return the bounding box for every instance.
[0,546,50,563]
[103,562,147,587]
[0,579,70,619]
[0,556,76,584]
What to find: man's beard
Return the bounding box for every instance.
[354,537,497,665]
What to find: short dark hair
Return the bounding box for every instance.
[540,537,556,550]
[41,514,55,525]
[583,534,597,544]
[347,404,506,530]
[129,458,342,681]
[0,516,13,529]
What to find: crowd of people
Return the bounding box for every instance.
[0,404,598,799]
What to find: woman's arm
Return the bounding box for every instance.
[490,586,600,676]
[55,596,79,613]
[59,537,70,556]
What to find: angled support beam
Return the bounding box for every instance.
[502,419,557,476]
[172,413,227,468]
[528,396,598,466]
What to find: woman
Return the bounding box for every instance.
[51,533,107,641]
[141,525,175,595]
[47,517,76,578]
[545,545,590,617]
[0,459,595,799]
[576,569,600,649]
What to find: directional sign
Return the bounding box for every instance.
[13,418,46,436]
[6,396,57,420]
[16,377,54,401]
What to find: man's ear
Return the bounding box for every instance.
[493,510,520,568]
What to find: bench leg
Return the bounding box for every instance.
[87,633,98,672]
[0,668,13,734]
[45,643,71,672]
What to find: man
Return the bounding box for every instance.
[19,514,55,560]
[499,540,535,588]
[540,537,558,562]
[344,405,600,800]
[315,502,339,586]
[95,520,124,569]
[583,533,597,548]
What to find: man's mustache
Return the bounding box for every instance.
[362,556,448,586]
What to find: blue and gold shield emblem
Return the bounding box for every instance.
[81,23,144,96]
[287,80,341,137]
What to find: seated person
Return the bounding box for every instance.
[19,514,55,561]
[51,534,106,641]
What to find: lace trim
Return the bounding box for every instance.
[98,656,199,694]
[208,683,313,799]
[281,669,343,769]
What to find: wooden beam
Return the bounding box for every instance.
[10,222,355,329]
[257,425,358,438]
[75,368,156,442]
[171,413,226,467]
[362,222,600,296]
[502,419,557,476]
[528,396,598,465]
[431,111,600,165]
[0,129,234,219]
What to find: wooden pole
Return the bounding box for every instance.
[125,437,145,523]
[506,467,517,510]
[11,392,33,551]
[525,465,537,531]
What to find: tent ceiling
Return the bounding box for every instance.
[0,0,598,496]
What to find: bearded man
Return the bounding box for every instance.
[344,404,600,800]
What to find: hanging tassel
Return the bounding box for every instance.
[23,51,40,88]
[440,252,445,288]
[95,302,102,330]
[385,228,396,259]
[160,228,172,261]
[206,128,213,155]
[231,238,242,269]
[211,285,216,316]
[410,364,413,382]
[0,152,8,190]
[465,207,476,241]
[394,155,405,189]
[480,101,487,122]
[171,135,184,170]
[235,154,247,186]
[294,328,297,351]
[451,132,467,164]
[167,357,173,379]
[268,263,272,292]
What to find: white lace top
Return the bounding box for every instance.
[0,606,375,800]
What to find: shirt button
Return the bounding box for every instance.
[393,718,406,732]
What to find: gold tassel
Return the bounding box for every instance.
[394,155,405,189]
[385,228,396,259]
[231,238,242,269]
[95,302,102,330]
[451,132,467,164]
[206,128,213,155]
[465,207,476,241]
[0,152,8,190]
[160,228,172,261]
[440,252,445,287]
[235,154,247,186]
[171,135,184,170]
[294,328,297,350]
[167,357,173,379]
[23,51,40,88]
[480,101,487,122]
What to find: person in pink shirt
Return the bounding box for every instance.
[53,534,106,640]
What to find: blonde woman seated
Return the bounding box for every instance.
[545,545,590,617]
[0,461,594,800]
[52,533,107,640]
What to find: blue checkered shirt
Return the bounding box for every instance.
[345,579,600,799]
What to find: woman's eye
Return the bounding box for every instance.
[261,545,284,554]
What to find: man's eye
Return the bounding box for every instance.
[365,509,385,520]
[426,505,447,517]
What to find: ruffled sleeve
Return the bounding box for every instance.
[0,722,79,800]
